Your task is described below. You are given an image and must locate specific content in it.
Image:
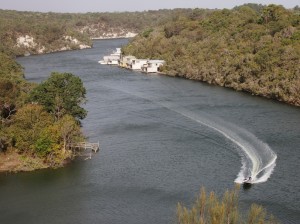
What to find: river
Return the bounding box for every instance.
[1,39,299,223]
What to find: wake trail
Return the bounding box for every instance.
[102,84,277,184]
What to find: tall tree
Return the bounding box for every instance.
[29,72,87,120]
[8,104,53,153]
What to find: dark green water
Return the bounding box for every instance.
[0,39,299,223]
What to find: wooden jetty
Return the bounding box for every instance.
[69,142,100,153]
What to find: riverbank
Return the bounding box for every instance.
[0,150,47,173]
[18,36,134,57]
[0,149,76,173]
[91,32,137,40]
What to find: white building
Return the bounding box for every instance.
[120,55,136,68]
[141,60,165,73]
[130,59,148,70]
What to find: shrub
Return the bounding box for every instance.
[177,186,279,224]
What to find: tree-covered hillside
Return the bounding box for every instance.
[123,5,300,106]
[0,10,91,56]
[0,9,193,56]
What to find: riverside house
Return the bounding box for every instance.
[130,59,148,70]
[141,60,165,73]
[119,55,136,68]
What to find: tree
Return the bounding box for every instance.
[0,79,19,122]
[0,52,24,80]
[56,115,83,154]
[8,104,53,153]
[29,72,87,121]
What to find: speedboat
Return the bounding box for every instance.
[242,177,252,189]
[243,177,252,185]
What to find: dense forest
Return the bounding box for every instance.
[123,4,300,106]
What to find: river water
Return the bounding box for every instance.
[1,39,299,223]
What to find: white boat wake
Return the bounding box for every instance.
[159,103,277,184]
[103,84,277,184]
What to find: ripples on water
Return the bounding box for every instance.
[104,83,277,184]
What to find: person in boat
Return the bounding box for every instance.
[244,176,252,182]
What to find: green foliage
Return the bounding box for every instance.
[177,186,280,224]
[259,5,288,24]
[56,115,83,153]
[8,104,53,153]
[34,134,54,157]
[0,9,97,169]
[142,28,154,38]
[123,5,300,106]
[0,10,93,56]
[7,103,84,164]
[29,72,87,120]
[234,3,264,14]
[0,52,23,80]
[0,50,85,167]
[0,79,19,120]
[33,114,83,160]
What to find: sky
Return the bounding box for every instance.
[0,0,298,13]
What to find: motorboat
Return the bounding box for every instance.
[98,48,121,65]
[242,176,252,189]
[243,177,252,185]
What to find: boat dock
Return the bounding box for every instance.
[69,142,100,153]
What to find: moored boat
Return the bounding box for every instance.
[98,48,121,65]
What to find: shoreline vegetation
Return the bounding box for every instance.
[123,4,300,107]
[0,68,87,173]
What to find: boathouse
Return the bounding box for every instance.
[141,60,165,73]
[120,55,136,68]
[130,59,148,70]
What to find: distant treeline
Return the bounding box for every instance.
[123,4,300,106]
[0,8,194,56]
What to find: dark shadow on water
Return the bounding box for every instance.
[242,183,252,190]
